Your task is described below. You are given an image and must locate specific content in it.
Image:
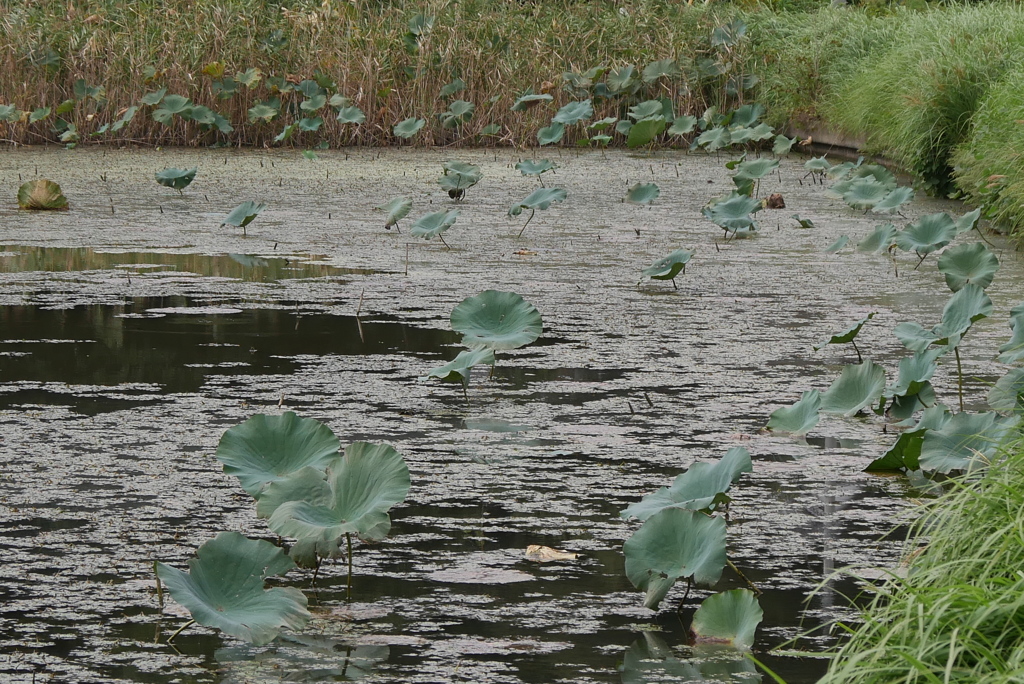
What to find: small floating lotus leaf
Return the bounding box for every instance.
[937,242,999,292]
[820,361,886,417]
[773,134,796,155]
[998,303,1024,364]
[508,187,567,216]
[813,312,875,351]
[842,178,890,211]
[156,531,309,646]
[411,209,459,239]
[866,405,951,472]
[871,186,915,214]
[642,248,692,282]
[393,117,425,139]
[624,508,727,610]
[552,99,593,125]
[336,106,366,124]
[857,223,897,253]
[702,192,762,233]
[766,390,821,436]
[516,159,555,177]
[534,121,564,146]
[425,348,495,383]
[510,93,552,112]
[155,167,197,192]
[691,589,763,650]
[215,411,341,496]
[378,197,412,229]
[266,442,411,567]
[894,212,957,256]
[17,180,68,210]
[222,200,266,229]
[825,235,850,253]
[668,115,698,136]
[988,368,1024,414]
[622,447,752,521]
[933,283,992,342]
[954,207,982,235]
[626,183,660,205]
[919,411,1018,474]
[627,117,667,148]
[450,290,542,351]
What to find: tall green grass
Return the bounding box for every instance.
[822,441,1024,684]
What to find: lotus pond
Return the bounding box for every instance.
[1,146,1021,683]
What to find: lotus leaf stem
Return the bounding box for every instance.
[676,577,693,613]
[954,346,965,412]
[346,533,354,601]
[517,209,536,238]
[851,339,862,364]
[167,619,195,644]
[154,560,163,609]
[439,235,452,250]
[726,559,761,595]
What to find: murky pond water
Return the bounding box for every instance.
[0,146,1020,683]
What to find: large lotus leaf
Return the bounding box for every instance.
[624,509,727,609]
[642,248,692,281]
[153,94,192,124]
[696,127,730,151]
[17,180,68,210]
[606,65,638,94]
[552,99,593,125]
[297,116,323,132]
[628,100,665,122]
[728,103,763,128]
[510,93,552,111]
[885,383,936,422]
[439,161,481,192]
[820,361,886,417]
[937,242,999,292]
[336,106,366,124]
[871,187,915,214]
[215,411,341,496]
[998,304,1024,364]
[894,212,957,256]
[156,531,309,646]
[669,116,698,136]
[894,321,940,353]
[865,405,951,472]
[248,101,280,123]
[885,348,944,399]
[988,368,1024,414]
[268,442,411,564]
[842,163,895,188]
[516,159,555,177]
[410,210,459,239]
[537,122,565,146]
[702,192,762,232]
[393,117,425,139]
[222,201,266,229]
[954,207,982,236]
[378,197,412,229]
[622,448,751,521]
[299,94,326,113]
[773,135,796,155]
[155,167,197,191]
[627,117,666,148]
[426,348,495,384]
[766,390,821,436]
[450,290,542,351]
[842,178,890,211]
[508,187,566,216]
[813,312,875,351]
[919,412,1019,474]
[732,158,779,184]
[690,589,763,650]
[804,156,830,175]
[642,58,680,84]
[626,183,660,205]
[857,223,897,253]
[439,100,474,128]
[933,284,992,342]
[255,466,327,521]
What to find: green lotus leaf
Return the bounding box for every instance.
[804,156,830,175]
[745,122,776,142]
[480,123,502,137]
[731,158,779,196]
[589,117,618,131]
[728,103,763,128]
[871,186,915,214]
[626,182,660,206]
[624,508,727,610]
[516,159,555,177]
[156,531,309,646]
[17,180,68,210]
[998,303,1024,364]
[842,178,890,211]
[336,106,366,124]
[857,223,897,253]
[696,127,730,151]
[937,242,999,292]
[820,361,887,417]
[894,212,957,256]
[439,161,482,194]
[702,192,762,233]
[954,207,982,236]
[297,117,323,132]
[988,368,1024,414]
[766,389,821,436]
[622,447,751,521]
[508,187,567,216]
[296,80,325,99]
[886,382,937,422]
[866,405,951,472]
[248,102,280,123]
[773,135,796,155]
[153,94,192,124]
[813,312,875,351]
[615,120,634,137]
[300,94,326,113]
[510,93,552,112]
[254,466,326,521]
[919,411,1019,474]
[843,163,895,188]
[393,117,425,139]
[235,67,262,87]
[668,116,698,136]
[221,200,266,230]
[425,348,495,383]
[885,348,944,399]
[590,134,613,147]
[606,65,638,94]
[184,105,216,125]
[155,167,197,192]
[99,105,139,135]
[140,88,167,106]
[440,100,474,128]
[537,122,565,146]
[894,322,940,353]
[727,126,756,145]
[215,411,341,496]
[440,78,466,98]
[691,589,763,650]
[642,248,693,283]
[450,290,542,351]
[642,58,679,84]
[378,197,412,229]
[29,107,50,123]
[792,214,816,229]
[628,101,665,122]
[628,117,667,148]
[933,284,992,342]
[410,209,459,240]
[267,442,411,566]
[552,99,593,125]
[825,235,850,253]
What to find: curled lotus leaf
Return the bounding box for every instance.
[425,348,495,384]
[627,117,667,148]
[393,117,425,139]
[451,290,542,351]
[515,159,555,177]
[987,368,1024,414]
[221,200,266,229]
[155,167,197,192]
[537,122,565,146]
[336,106,366,124]
[998,303,1024,364]
[642,248,692,282]
[766,389,821,436]
[813,312,875,351]
[933,283,992,342]
[728,103,763,128]
[378,197,412,229]
[156,531,309,646]
[669,116,698,136]
[17,180,68,210]
[842,178,890,211]
[866,404,952,472]
[937,242,999,292]
[691,589,763,650]
[871,186,915,214]
[552,99,593,125]
[820,361,887,417]
[825,235,850,253]
[621,447,751,521]
[954,207,982,235]
[410,209,459,240]
[510,93,552,112]
[508,187,567,216]
[628,100,665,121]
[857,223,897,253]
[773,134,796,155]
[919,411,1019,474]
[702,192,762,233]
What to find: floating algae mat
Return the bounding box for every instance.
[0,147,1022,683]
